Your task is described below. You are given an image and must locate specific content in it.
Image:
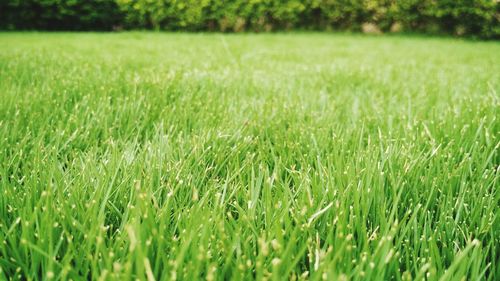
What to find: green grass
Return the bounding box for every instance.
[0,32,499,281]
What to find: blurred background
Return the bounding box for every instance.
[1,0,498,39]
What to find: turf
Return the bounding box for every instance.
[0,33,499,280]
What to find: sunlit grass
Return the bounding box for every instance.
[0,32,499,280]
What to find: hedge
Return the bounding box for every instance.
[1,0,499,38]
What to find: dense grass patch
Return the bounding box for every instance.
[0,33,499,280]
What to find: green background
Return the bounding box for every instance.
[1,0,499,38]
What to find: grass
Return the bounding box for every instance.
[0,32,498,280]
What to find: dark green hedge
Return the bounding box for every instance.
[1,0,499,38]
[0,0,122,30]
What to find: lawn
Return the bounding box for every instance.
[0,33,498,280]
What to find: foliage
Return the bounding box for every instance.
[0,0,122,30]
[1,0,498,38]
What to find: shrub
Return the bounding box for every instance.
[1,0,498,38]
[0,0,122,30]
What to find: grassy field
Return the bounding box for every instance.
[0,33,498,280]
